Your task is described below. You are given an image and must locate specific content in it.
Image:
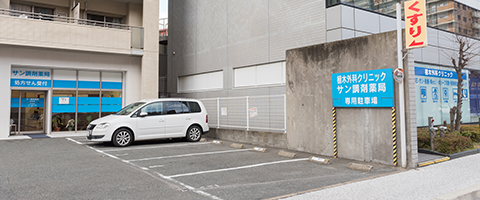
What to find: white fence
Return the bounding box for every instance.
[200,95,286,133]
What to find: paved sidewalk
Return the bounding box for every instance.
[282,154,480,200]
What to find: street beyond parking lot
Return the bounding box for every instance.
[0,137,400,199]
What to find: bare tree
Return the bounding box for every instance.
[449,34,480,132]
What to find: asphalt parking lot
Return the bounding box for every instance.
[0,136,400,199]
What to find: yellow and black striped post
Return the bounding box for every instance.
[392,107,398,166]
[333,107,337,158]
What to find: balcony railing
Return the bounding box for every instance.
[0,8,144,49]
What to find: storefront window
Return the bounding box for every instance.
[415,63,471,126]
[52,90,76,132]
[10,68,124,134]
[469,71,480,123]
[101,91,122,117]
[77,90,100,131]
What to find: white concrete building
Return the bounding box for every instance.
[0,0,159,138]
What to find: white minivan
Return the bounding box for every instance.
[86,98,209,147]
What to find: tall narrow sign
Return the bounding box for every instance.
[405,0,427,49]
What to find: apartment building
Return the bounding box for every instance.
[339,0,480,38]
[0,0,159,138]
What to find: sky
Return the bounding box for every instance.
[159,0,168,19]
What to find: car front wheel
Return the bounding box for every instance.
[186,125,202,142]
[112,128,133,147]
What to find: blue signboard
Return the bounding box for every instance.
[432,87,439,103]
[442,88,449,103]
[11,68,51,88]
[420,86,427,103]
[331,68,394,107]
[414,67,466,80]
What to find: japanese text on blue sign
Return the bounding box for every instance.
[332,68,394,107]
[11,68,51,88]
[12,70,50,78]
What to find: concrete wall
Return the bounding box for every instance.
[0,44,142,139]
[286,31,417,166]
[205,129,288,149]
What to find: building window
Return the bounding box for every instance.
[101,91,122,117]
[52,90,76,132]
[464,17,467,22]
[178,71,223,93]
[87,14,122,24]
[463,5,466,10]
[77,90,100,131]
[458,15,461,20]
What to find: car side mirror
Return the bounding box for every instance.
[139,112,148,117]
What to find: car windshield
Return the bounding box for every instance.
[116,102,146,115]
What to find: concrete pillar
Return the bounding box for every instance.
[141,0,159,99]
[126,2,142,26]
[0,0,10,9]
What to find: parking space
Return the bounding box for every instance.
[71,137,400,200]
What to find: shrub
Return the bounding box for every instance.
[470,131,480,143]
[434,134,473,154]
[417,132,431,149]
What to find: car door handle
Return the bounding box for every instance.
[159,119,164,122]
[186,117,190,120]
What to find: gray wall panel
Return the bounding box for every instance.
[269,0,325,61]
[341,6,355,29]
[326,5,341,30]
[354,9,379,34]
[422,46,440,64]
[169,0,326,96]
[227,0,269,68]
[197,1,228,73]
[427,27,439,46]
[168,0,197,92]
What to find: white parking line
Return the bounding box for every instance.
[127,149,251,162]
[66,138,83,145]
[167,158,310,178]
[149,165,164,169]
[66,137,222,200]
[99,142,210,152]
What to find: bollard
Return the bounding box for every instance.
[428,117,437,151]
[438,126,447,138]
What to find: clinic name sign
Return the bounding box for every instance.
[11,68,51,88]
[331,68,394,107]
[414,67,466,80]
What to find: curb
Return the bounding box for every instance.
[433,182,480,200]
[418,156,450,167]
[449,149,480,159]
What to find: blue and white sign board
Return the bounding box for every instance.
[11,68,51,88]
[332,68,394,107]
[415,63,470,126]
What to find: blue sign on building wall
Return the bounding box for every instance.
[11,68,51,88]
[331,68,394,107]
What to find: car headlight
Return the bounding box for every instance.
[96,122,111,129]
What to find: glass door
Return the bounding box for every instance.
[10,91,46,134]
